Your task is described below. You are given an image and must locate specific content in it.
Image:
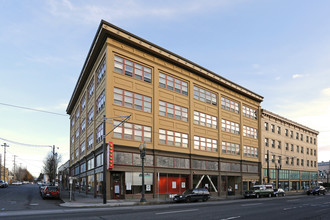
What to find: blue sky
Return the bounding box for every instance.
[1,0,329,177]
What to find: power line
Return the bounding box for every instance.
[0,102,67,116]
[0,137,52,148]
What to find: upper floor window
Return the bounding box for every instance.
[87,78,94,100]
[301,146,304,153]
[278,141,281,149]
[114,88,152,113]
[300,134,303,141]
[114,55,152,83]
[243,126,258,139]
[313,138,316,145]
[306,136,309,143]
[81,119,86,133]
[277,126,281,135]
[81,95,86,111]
[194,111,217,129]
[71,118,75,128]
[222,141,240,155]
[113,121,151,142]
[285,129,288,136]
[285,143,289,151]
[159,129,188,148]
[75,110,80,121]
[159,101,188,122]
[221,119,240,135]
[75,129,79,139]
[96,123,104,144]
[264,122,268,131]
[87,133,93,150]
[264,138,269,147]
[296,132,299,140]
[242,105,257,119]
[290,130,293,138]
[159,72,188,95]
[221,97,239,113]
[80,141,86,155]
[271,124,275,132]
[96,56,106,84]
[194,136,217,152]
[194,86,217,105]
[243,146,258,158]
[88,108,94,125]
[75,148,79,159]
[96,90,106,113]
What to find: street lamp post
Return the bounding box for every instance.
[275,163,282,189]
[139,142,147,203]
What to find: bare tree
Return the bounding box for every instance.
[43,151,61,184]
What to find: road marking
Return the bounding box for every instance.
[241,203,262,207]
[155,209,198,215]
[221,216,241,220]
[287,199,300,202]
[29,203,39,206]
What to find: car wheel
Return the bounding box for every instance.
[283,193,285,197]
[186,197,191,203]
[256,193,260,198]
[202,196,208,202]
[269,193,271,198]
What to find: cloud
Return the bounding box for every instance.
[322,87,330,96]
[292,74,304,79]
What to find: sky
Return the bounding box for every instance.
[0,0,330,177]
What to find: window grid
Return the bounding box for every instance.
[159,129,188,148]
[159,100,188,122]
[194,111,217,129]
[88,108,94,125]
[96,90,105,113]
[243,126,258,139]
[242,105,257,119]
[243,146,258,158]
[113,121,152,142]
[87,78,94,100]
[221,141,240,155]
[81,95,86,111]
[114,88,152,113]
[221,97,239,113]
[221,119,240,134]
[87,134,93,150]
[80,141,86,154]
[194,136,217,152]
[96,123,104,143]
[114,55,152,83]
[194,86,217,105]
[159,72,188,95]
[96,56,106,85]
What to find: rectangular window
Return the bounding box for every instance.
[113,121,151,142]
[278,141,281,149]
[243,126,258,139]
[194,111,217,129]
[242,105,257,119]
[222,141,240,155]
[96,123,104,143]
[159,129,188,148]
[265,138,269,147]
[222,119,240,135]
[114,55,152,83]
[221,97,239,113]
[194,86,217,105]
[159,101,188,122]
[306,136,309,143]
[114,88,152,113]
[285,143,288,151]
[291,144,294,151]
[290,131,293,138]
[301,146,304,154]
[80,141,85,155]
[243,146,258,158]
[96,90,105,113]
[271,124,275,132]
[300,134,303,141]
[264,122,268,131]
[296,132,299,140]
[297,145,299,153]
[87,78,94,100]
[194,136,217,152]
[96,56,106,84]
[88,108,94,125]
[271,139,275,148]
[297,158,299,166]
[277,126,281,135]
[285,129,288,137]
[81,95,86,111]
[87,133,93,150]
[81,119,86,133]
[159,72,188,95]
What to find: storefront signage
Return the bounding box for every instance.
[146,185,151,191]
[108,141,114,170]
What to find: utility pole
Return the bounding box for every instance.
[267,150,270,184]
[102,115,107,204]
[1,143,9,182]
[53,145,56,185]
[0,153,2,180]
[13,155,17,180]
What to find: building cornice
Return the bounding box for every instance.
[261,109,319,135]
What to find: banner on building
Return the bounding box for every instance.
[108,141,114,170]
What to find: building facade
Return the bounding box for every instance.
[261,109,318,191]
[318,161,330,184]
[66,20,264,200]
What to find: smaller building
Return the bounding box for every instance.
[318,161,330,184]
[0,165,9,182]
[261,109,319,191]
[58,160,70,190]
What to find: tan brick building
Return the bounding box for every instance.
[261,109,318,191]
[66,20,264,199]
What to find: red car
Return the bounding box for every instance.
[41,186,60,199]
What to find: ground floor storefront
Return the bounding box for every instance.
[70,146,261,200]
[262,168,318,191]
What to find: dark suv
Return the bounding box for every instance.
[41,186,60,199]
[307,186,326,196]
[173,188,210,202]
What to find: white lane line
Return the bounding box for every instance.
[155,209,199,215]
[221,216,241,220]
[241,203,262,207]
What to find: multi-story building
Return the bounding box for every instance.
[66,20,264,199]
[261,109,318,191]
[318,161,330,184]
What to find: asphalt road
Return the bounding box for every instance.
[0,183,63,211]
[0,184,329,220]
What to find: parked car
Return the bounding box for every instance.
[307,186,326,196]
[39,183,51,195]
[173,188,210,202]
[244,185,274,198]
[11,181,22,185]
[41,186,60,199]
[272,188,285,197]
[0,180,8,188]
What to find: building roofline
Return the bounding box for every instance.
[261,109,319,135]
[67,20,263,114]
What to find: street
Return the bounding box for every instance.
[1,184,330,219]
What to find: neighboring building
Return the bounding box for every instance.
[261,109,319,191]
[318,161,330,184]
[58,160,70,190]
[0,165,9,182]
[66,20,264,199]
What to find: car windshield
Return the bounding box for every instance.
[253,186,261,190]
[183,190,193,195]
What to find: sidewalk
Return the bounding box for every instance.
[59,189,305,208]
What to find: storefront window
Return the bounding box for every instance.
[290,181,300,190]
[301,181,309,190]
[193,175,218,192]
[278,181,289,191]
[157,173,189,195]
[96,173,103,195]
[81,177,86,192]
[88,174,95,193]
[125,172,153,195]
